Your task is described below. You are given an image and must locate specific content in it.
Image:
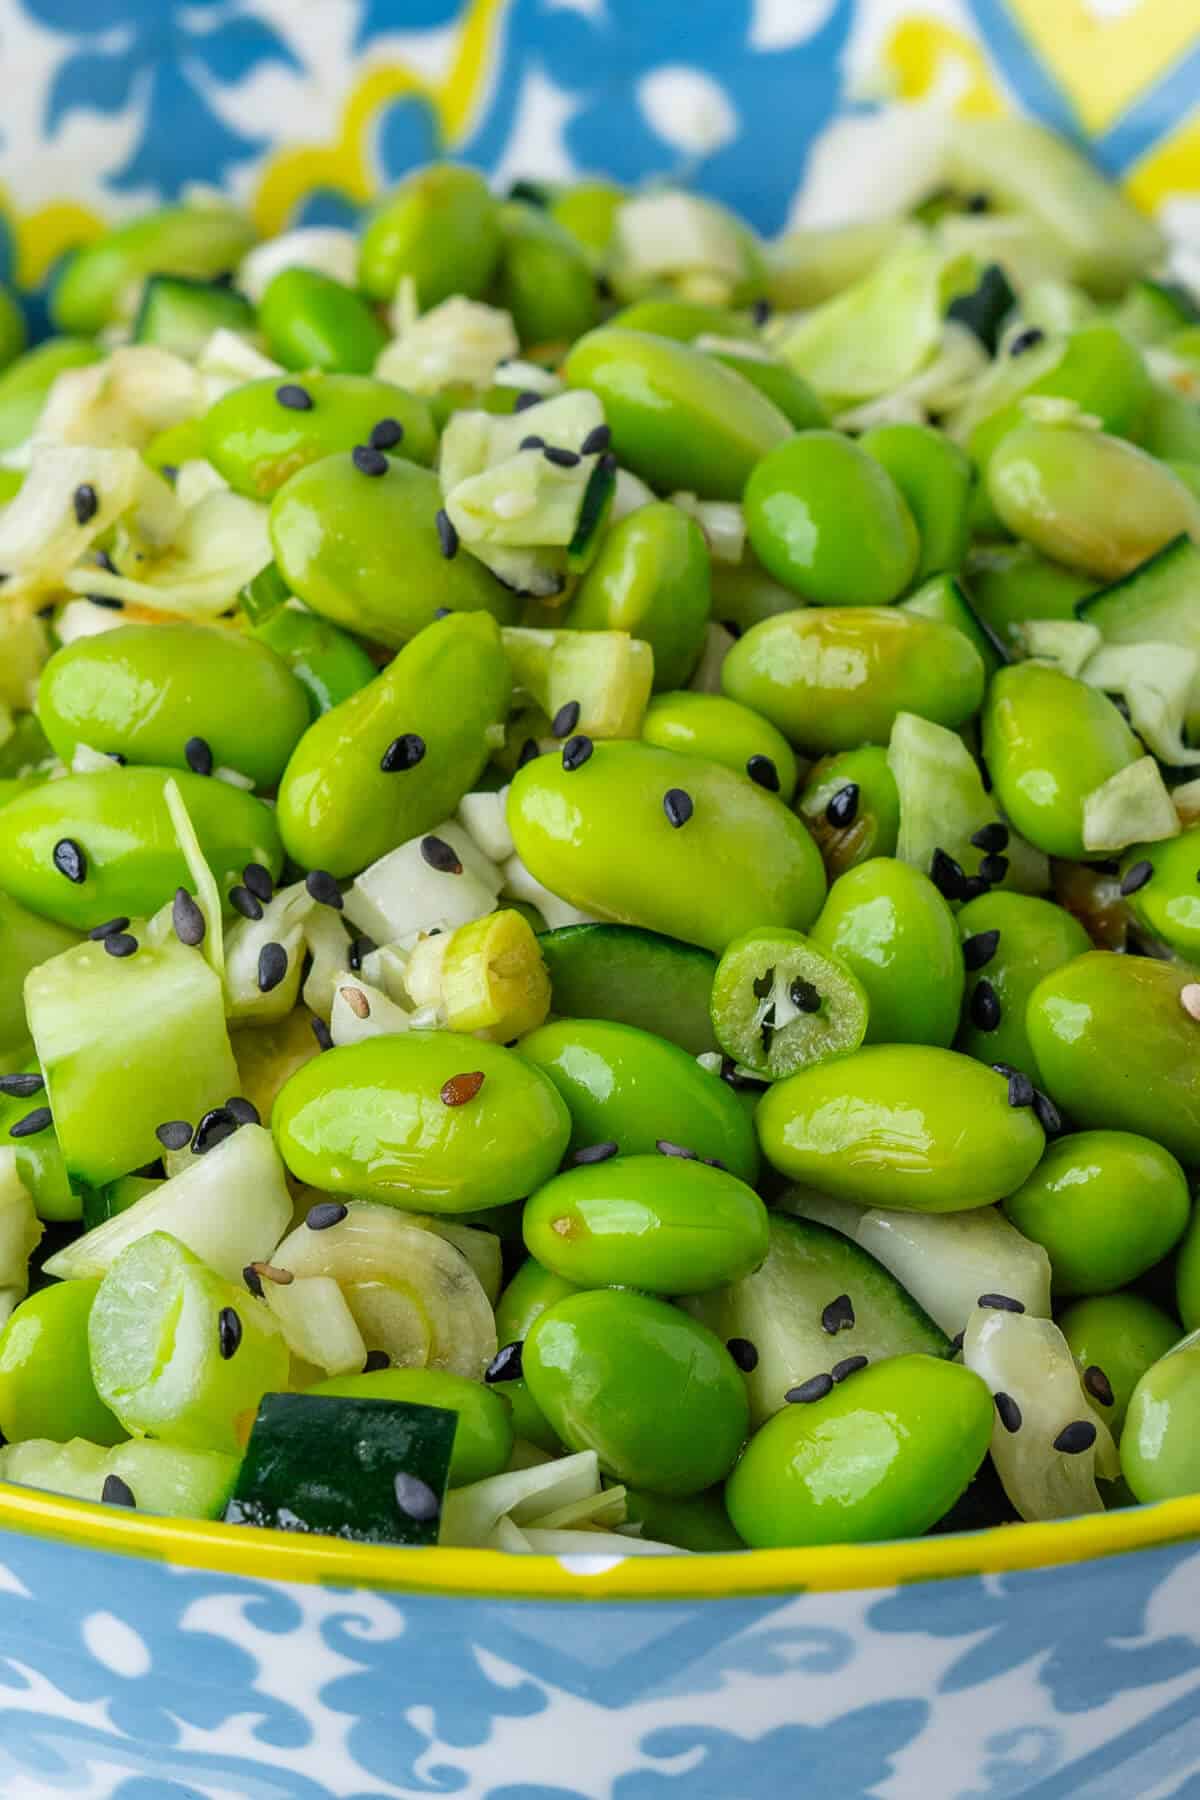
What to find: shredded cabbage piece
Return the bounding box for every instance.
[439,1450,603,1547]
[833,321,986,432]
[35,346,203,450]
[0,446,147,601]
[377,296,518,394]
[64,488,271,620]
[1079,642,1200,766]
[669,493,746,564]
[329,972,420,1045]
[1081,756,1181,853]
[223,880,314,1022]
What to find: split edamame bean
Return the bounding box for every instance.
[0,1280,123,1446]
[796,747,901,877]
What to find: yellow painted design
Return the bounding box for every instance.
[0,191,104,290]
[1006,0,1198,135]
[884,19,1005,117]
[252,0,507,238]
[1,1476,1199,1601]
[1126,105,1200,212]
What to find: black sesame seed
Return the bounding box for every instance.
[970,822,1009,853]
[217,1306,242,1361]
[516,737,540,769]
[995,1391,1022,1433]
[1010,326,1045,356]
[727,1337,759,1371]
[435,509,459,559]
[348,935,375,972]
[965,191,990,213]
[821,1294,855,1335]
[1054,1419,1097,1454]
[656,1138,697,1159]
[930,847,967,902]
[352,444,388,476]
[719,1055,769,1093]
[363,1349,391,1373]
[1007,1070,1035,1109]
[369,417,404,451]
[598,450,617,475]
[52,838,86,884]
[580,424,611,455]
[1084,1365,1115,1407]
[485,1341,524,1383]
[1120,860,1153,897]
[103,932,138,958]
[172,887,206,947]
[978,1292,1025,1313]
[230,885,263,921]
[101,1473,136,1508]
[825,784,859,829]
[311,1016,333,1051]
[786,1373,835,1404]
[307,1201,348,1231]
[789,977,822,1013]
[832,1355,868,1382]
[9,1107,51,1139]
[433,606,451,619]
[979,853,1009,886]
[72,483,98,526]
[305,869,343,910]
[518,434,546,451]
[746,754,780,792]
[420,835,463,874]
[950,1330,965,1352]
[380,733,427,773]
[275,383,312,411]
[88,917,130,941]
[132,1159,166,1180]
[192,1106,238,1154]
[155,1119,192,1151]
[751,297,772,326]
[243,863,274,903]
[970,978,1002,1032]
[184,736,213,777]
[225,1096,260,1127]
[551,700,581,738]
[1033,1088,1062,1136]
[513,391,541,411]
[543,444,581,468]
[243,1264,265,1299]
[562,734,593,772]
[394,1471,440,1522]
[663,788,693,828]
[569,1141,618,1165]
[257,943,288,993]
[87,595,124,610]
[963,929,1000,971]
[0,1073,43,1098]
[960,876,990,902]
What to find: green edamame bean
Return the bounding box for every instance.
[982,663,1139,860]
[0,767,283,931]
[860,422,973,582]
[0,891,78,1065]
[709,927,869,1078]
[721,609,985,755]
[270,451,518,647]
[359,164,502,308]
[810,858,963,1047]
[273,1033,570,1213]
[1002,1130,1190,1296]
[988,420,1200,581]
[706,349,827,433]
[756,1044,1045,1211]
[955,890,1090,1077]
[0,1072,78,1223]
[745,432,919,605]
[708,553,798,638]
[0,286,25,373]
[548,181,624,266]
[964,321,1151,473]
[642,692,799,798]
[563,327,791,499]
[0,337,100,454]
[52,206,256,334]
[1027,953,1200,1164]
[507,739,826,954]
[1118,828,1200,959]
[623,1486,744,1552]
[1059,1292,1178,1439]
[258,268,387,376]
[38,623,311,789]
[523,1154,769,1294]
[517,1016,759,1183]
[1141,383,1200,464]
[1176,1209,1200,1332]
[523,1288,749,1494]
[0,1280,122,1446]
[796,747,901,877]
[276,611,510,878]
[566,503,710,690]
[144,417,206,473]
[204,373,437,499]
[250,606,377,719]
[963,541,1097,649]
[608,299,757,343]
[495,202,597,347]
[311,1367,513,1485]
[491,1256,578,1453]
[1122,1332,1200,1504]
[725,1355,993,1547]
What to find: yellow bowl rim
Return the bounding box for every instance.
[0,1477,1197,1598]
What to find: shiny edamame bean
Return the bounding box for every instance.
[642,691,799,798]
[706,348,827,432]
[494,201,597,347]
[0,1280,123,1446]
[276,611,511,878]
[0,891,79,1065]
[756,1044,1045,1211]
[955,890,1091,1077]
[796,746,901,877]
[204,373,437,498]
[721,609,985,755]
[1002,1130,1190,1296]
[859,422,973,583]
[810,858,964,1047]
[490,1256,578,1454]
[608,298,757,342]
[507,739,826,954]
[1118,828,1200,960]
[52,205,256,334]
[725,1355,993,1547]
[566,503,710,691]
[963,542,1098,650]
[270,451,518,647]
[258,268,387,375]
[518,1016,759,1182]
[250,606,378,719]
[311,1367,514,1485]
[359,164,502,308]
[1058,1292,1179,1440]
[523,1154,769,1294]
[38,623,311,790]
[1122,1333,1200,1504]
[272,1033,571,1213]
[523,1289,750,1495]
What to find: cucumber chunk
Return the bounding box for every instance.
[0,1436,238,1518]
[133,275,256,360]
[538,923,717,1054]
[1080,536,1200,737]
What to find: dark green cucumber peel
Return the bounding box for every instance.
[539,923,718,1054]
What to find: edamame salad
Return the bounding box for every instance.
[0,115,1197,1554]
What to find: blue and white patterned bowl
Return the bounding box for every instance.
[2,2,1200,1793]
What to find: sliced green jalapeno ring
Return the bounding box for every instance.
[710,927,869,1079]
